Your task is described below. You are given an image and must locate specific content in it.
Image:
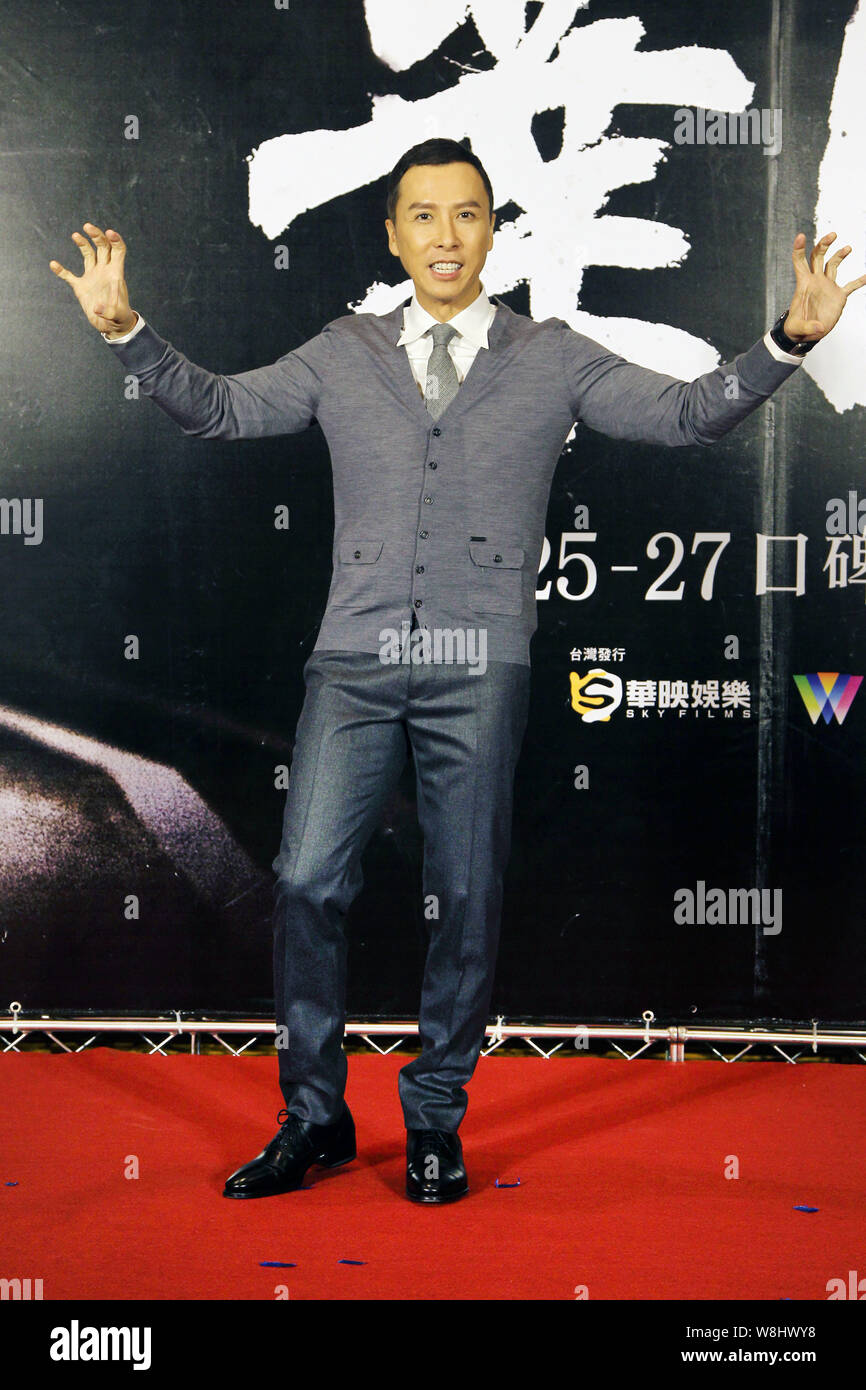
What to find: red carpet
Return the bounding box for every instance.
[1,1050,864,1300]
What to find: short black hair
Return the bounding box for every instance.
[386,138,494,223]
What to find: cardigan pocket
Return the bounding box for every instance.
[467,541,525,616]
[331,538,385,608]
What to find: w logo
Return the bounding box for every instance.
[793,673,862,725]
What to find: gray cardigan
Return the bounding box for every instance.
[106,296,800,665]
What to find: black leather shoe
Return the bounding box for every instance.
[406,1128,468,1204]
[223,1104,356,1198]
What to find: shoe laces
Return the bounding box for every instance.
[275,1108,305,1147]
[414,1129,454,1159]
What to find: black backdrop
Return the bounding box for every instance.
[1,0,864,1025]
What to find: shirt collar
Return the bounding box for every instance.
[396,284,496,351]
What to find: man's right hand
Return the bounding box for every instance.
[49,223,138,337]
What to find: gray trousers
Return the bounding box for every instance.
[271,641,531,1132]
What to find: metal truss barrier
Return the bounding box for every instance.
[3,1004,866,1063]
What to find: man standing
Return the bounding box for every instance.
[50,137,864,1204]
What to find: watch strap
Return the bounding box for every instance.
[770,310,817,356]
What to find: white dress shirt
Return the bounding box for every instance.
[395,285,497,394]
[103,289,805,368]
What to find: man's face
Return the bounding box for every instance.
[385,162,495,320]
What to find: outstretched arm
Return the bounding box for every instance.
[562,230,865,448]
[50,223,331,439]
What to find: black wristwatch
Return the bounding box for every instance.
[769,310,817,356]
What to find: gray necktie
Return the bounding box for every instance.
[424,322,460,420]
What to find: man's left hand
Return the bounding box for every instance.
[784,231,866,343]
